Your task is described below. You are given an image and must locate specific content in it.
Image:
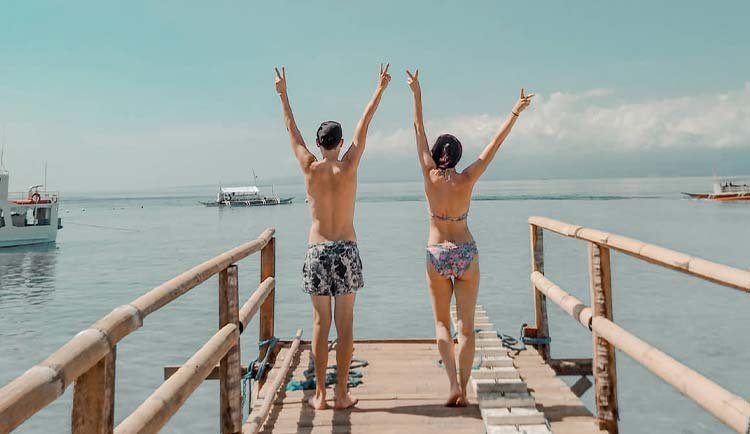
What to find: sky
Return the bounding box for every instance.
[1,1,749,192]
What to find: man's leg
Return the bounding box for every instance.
[333,292,358,409]
[309,295,332,410]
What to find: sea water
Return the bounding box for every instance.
[1,176,748,434]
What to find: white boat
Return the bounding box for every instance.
[201,185,293,207]
[0,170,62,247]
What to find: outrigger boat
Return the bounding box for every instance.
[683,178,750,201]
[0,171,62,247]
[201,185,293,207]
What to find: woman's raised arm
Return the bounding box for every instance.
[464,88,534,181]
[407,69,436,174]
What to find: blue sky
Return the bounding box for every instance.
[1,1,749,191]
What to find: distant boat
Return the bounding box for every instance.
[0,171,63,247]
[201,185,293,207]
[683,179,750,201]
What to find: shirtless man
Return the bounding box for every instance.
[274,64,391,410]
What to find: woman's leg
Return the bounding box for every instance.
[426,264,462,406]
[309,295,332,409]
[333,292,358,409]
[453,256,480,406]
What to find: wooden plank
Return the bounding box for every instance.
[512,346,606,434]
[530,224,550,361]
[528,215,750,293]
[588,243,619,434]
[71,348,116,434]
[476,391,535,408]
[219,265,242,434]
[549,358,593,376]
[258,237,276,376]
[163,365,248,381]
[481,407,546,425]
[255,342,485,434]
[114,324,239,434]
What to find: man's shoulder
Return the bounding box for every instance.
[309,159,357,175]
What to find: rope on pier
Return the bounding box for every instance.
[285,357,368,391]
[498,324,551,353]
[242,336,279,408]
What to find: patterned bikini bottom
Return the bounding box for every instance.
[426,241,479,279]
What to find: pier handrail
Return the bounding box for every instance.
[0,228,278,434]
[529,216,750,293]
[528,216,750,434]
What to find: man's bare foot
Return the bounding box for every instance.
[454,395,468,407]
[334,392,359,409]
[307,394,329,410]
[445,386,463,407]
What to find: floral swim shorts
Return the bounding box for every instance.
[302,240,364,297]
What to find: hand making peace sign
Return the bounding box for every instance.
[406,69,420,94]
[378,63,392,89]
[274,66,287,95]
[513,88,535,115]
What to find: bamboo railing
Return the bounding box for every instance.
[0,228,281,434]
[528,216,750,434]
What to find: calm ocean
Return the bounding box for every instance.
[1,177,748,433]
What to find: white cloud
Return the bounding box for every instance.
[369,83,750,156]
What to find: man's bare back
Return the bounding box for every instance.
[305,160,358,243]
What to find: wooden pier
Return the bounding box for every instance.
[0,217,749,434]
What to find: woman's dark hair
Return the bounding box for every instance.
[430,134,462,170]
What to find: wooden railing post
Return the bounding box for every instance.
[588,242,619,434]
[219,265,242,434]
[258,238,276,374]
[71,348,116,434]
[530,224,550,360]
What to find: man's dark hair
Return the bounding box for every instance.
[316,121,343,150]
[431,134,462,170]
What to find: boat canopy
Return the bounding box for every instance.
[220,186,259,195]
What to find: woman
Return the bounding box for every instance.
[406,69,533,406]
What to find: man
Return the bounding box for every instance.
[274,64,391,409]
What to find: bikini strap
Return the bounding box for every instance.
[429,211,469,222]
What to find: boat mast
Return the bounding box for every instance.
[0,124,7,173]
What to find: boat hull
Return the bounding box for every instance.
[682,192,750,201]
[201,197,294,207]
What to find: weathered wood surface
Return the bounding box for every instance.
[512,346,608,434]
[588,243,619,434]
[220,265,242,434]
[528,216,750,293]
[71,348,116,434]
[530,224,551,361]
[244,329,303,434]
[252,341,485,434]
[532,270,750,433]
[0,229,275,432]
[258,238,276,374]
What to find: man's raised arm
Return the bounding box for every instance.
[275,67,315,170]
[343,63,391,166]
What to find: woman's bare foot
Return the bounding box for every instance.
[334,391,359,409]
[307,393,329,410]
[454,395,469,407]
[445,385,463,407]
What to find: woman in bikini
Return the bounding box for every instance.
[406,69,533,406]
